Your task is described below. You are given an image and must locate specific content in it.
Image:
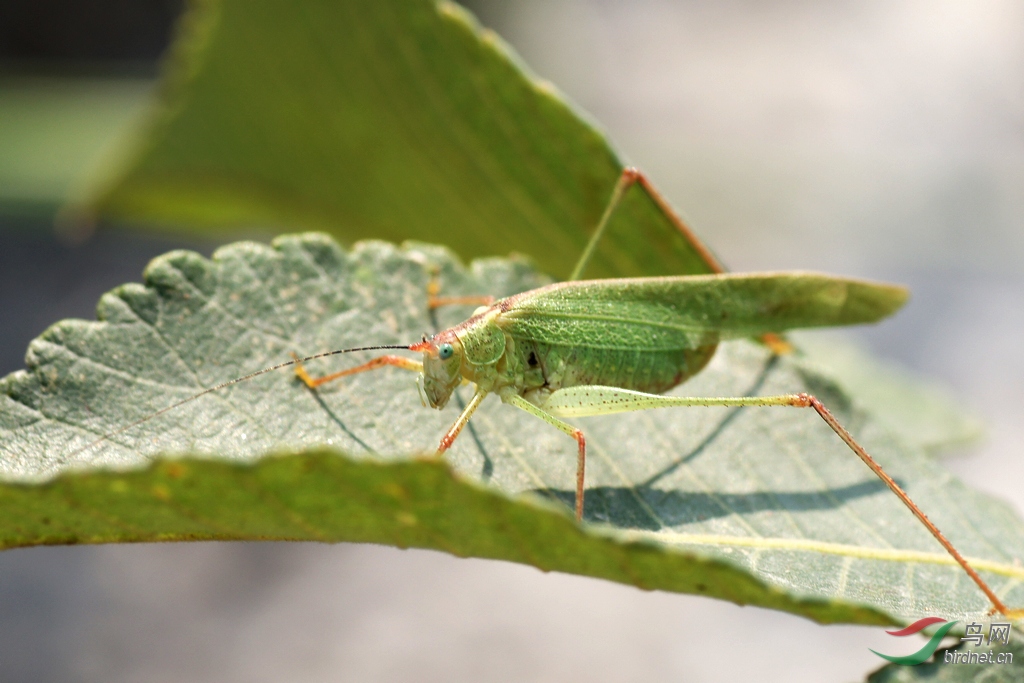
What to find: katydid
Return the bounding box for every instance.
[72,168,1019,618]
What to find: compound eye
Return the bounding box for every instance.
[438,343,454,360]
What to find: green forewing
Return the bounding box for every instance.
[498,273,909,351]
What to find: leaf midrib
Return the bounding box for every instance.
[619,529,1024,580]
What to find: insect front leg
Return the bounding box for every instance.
[291,352,422,389]
[436,388,488,452]
[499,391,587,522]
[541,384,1017,617]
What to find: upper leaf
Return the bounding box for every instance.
[0,78,151,218]
[87,0,719,280]
[2,234,1022,627]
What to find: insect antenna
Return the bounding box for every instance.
[68,344,416,461]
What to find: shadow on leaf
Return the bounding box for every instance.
[538,479,890,530]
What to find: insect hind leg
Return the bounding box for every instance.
[541,384,1014,616]
[570,168,792,355]
[570,167,726,282]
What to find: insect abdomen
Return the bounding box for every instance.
[528,342,717,395]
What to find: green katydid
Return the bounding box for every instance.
[73,168,1019,618]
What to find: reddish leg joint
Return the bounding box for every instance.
[792,392,813,408]
[438,431,458,453]
[617,167,792,355]
[618,166,726,275]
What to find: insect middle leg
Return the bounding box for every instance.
[499,391,588,522]
[426,269,494,310]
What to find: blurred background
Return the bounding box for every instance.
[1,0,1022,681]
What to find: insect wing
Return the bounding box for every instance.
[496,272,908,348]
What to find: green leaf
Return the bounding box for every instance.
[0,78,151,218]
[88,0,718,280]
[3,233,1022,627]
[794,333,984,455]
